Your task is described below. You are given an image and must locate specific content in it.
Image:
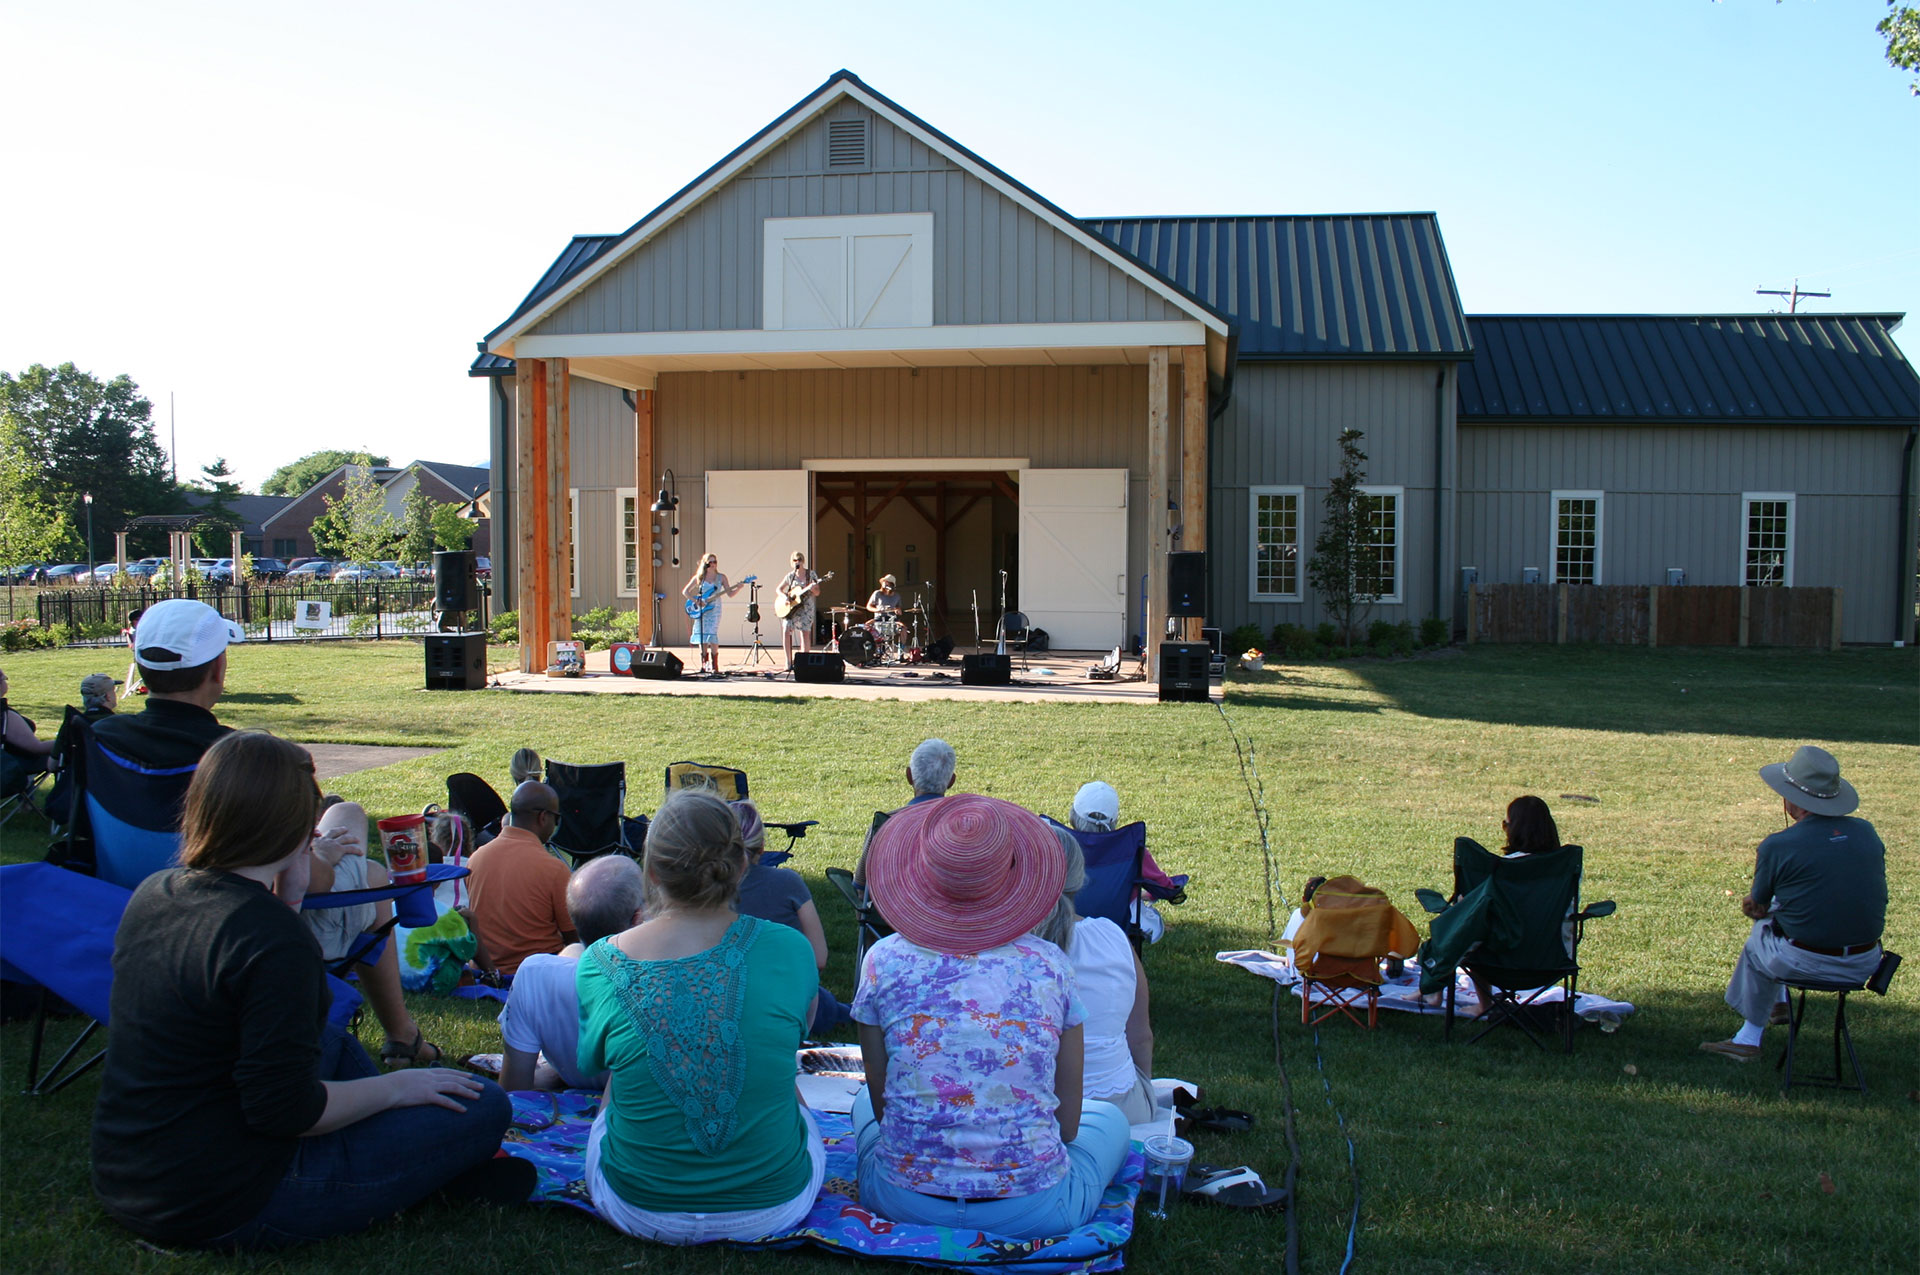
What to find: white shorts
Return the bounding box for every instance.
[584,1104,825,1244]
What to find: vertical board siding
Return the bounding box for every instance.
[1212,362,1448,636]
[559,379,639,611]
[531,105,1179,337]
[1458,423,1907,642]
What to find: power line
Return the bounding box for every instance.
[1755,280,1831,313]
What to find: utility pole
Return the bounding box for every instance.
[170,392,178,484]
[1755,280,1831,313]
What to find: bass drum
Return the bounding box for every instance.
[837,627,874,667]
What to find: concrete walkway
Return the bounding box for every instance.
[488,646,1201,706]
[302,743,443,782]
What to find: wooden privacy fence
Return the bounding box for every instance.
[1467,584,1843,649]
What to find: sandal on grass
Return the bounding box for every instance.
[1183,1165,1289,1211]
[381,1031,444,1069]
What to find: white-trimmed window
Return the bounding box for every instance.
[1742,493,1794,587]
[1551,491,1604,585]
[568,488,580,598]
[1359,485,1402,603]
[616,488,639,597]
[762,213,934,331]
[1249,486,1304,600]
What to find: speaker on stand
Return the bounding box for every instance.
[1167,551,1207,618]
[433,550,476,632]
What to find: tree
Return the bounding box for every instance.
[0,418,74,589]
[191,457,244,555]
[262,449,389,498]
[399,471,435,564]
[0,363,174,555]
[428,499,475,552]
[1305,428,1388,646]
[1883,3,1920,94]
[312,465,397,564]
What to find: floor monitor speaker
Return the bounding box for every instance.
[608,642,644,676]
[633,649,683,680]
[424,632,486,690]
[961,652,1012,686]
[1157,641,1212,703]
[794,651,845,683]
[1167,551,1207,618]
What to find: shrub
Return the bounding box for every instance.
[1227,623,1265,655]
[1419,615,1449,648]
[1,618,56,651]
[1271,623,1318,660]
[1368,619,1416,657]
[489,609,518,644]
[1314,622,1340,648]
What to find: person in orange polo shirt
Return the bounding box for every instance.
[466,781,575,978]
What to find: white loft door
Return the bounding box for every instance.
[1018,469,1128,651]
[703,471,809,644]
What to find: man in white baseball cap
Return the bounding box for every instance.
[92,599,244,769]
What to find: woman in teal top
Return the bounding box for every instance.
[577,787,823,1243]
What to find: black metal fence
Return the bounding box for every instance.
[36,581,491,645]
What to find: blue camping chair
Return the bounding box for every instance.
[77,723,198,889]
[1045,817,1154,946]
[302,862,471,974]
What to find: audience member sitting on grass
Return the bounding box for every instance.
[1036,824,1156,1123]
[854,794,1132,1239]
[510,747,542,786]
[497,854,643,1091]
[730,799,852,1033]
[1701,745,1887,1062]
[577,787,825,1244]
[93,598,240,769]
[1068,780,1184,942]
[300,800,445,1067]
[90,731,524,1252]
[853,737,957,884]
[0,667,55,797]
[466,781,575,978]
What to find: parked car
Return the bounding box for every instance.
[91,563,123,582]
[0,563,46,584]
[44,564,91,584]
[190,558,221,575]
[474,556,491,579]
[331,562,386,583]
[285,560,335,580]
[124,561,162,581]
[250,557,290,581]
[205,558,236,583]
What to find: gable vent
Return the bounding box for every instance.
[826,118,869,169]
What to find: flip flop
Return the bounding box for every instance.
[1184,1166,1289,1211]
[1177,1105,1256,1134]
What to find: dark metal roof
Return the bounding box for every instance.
[1458,314,1919,425]
[471,234,622,376]
[1086,215,1471,359]
[407,461,491,499]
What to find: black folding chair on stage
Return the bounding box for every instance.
[546,759,634,868]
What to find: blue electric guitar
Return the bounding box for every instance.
[684,574,756,618]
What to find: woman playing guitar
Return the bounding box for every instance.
[682,554,747,675]
[776,551,825,673]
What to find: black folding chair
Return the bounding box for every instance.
[546,759,631,868]
[445,772,509,845]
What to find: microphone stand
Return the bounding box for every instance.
[971,589,982,654]
[995,569,1009,655]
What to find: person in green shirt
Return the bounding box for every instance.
[577,787,823,1243]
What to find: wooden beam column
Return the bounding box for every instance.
[1179,345,1208,642]
[634,387,655,645]
[546,358,573,658]
[515,359,548,672]
[1146,346,1171,674]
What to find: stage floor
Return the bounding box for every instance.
[490,646,1211,706]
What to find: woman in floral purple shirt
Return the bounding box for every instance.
[852,795,1132,1238]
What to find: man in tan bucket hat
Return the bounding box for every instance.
[1700,746,1887,1061]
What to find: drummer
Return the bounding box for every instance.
[865,574,901,615]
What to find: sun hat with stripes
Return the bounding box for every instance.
[866,793,1065,955]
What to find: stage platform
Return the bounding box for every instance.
[489,646,1212,706]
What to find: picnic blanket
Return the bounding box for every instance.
[1217,948,1636,1027]
[500,1089,1145,1272]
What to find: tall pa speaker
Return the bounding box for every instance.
[1167,551,1207,618]
[793,652,845,683]
[424,632,486,690]
[433,550,476,612]
[961,652,1012,686]
[1157,641,1212,703]
[633,649,683,680]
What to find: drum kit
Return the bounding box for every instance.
[828,588,935,668]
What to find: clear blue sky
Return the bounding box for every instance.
[2,0,1913,490]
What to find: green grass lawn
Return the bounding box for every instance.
[2,640,1915,1274]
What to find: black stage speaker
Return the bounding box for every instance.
[794,651,845,683]
[1167,551,1207,618]
[633,649,683,680]
[961,652,1012,686]
[424,632,486,690]
[608,642,644,676]
[1157,641,1212,703]
[433,550,476,612]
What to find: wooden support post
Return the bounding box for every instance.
[546,359,573,652]
[635,388,655,644]
[1180,346,1207,642]
[1738,587,1751,648]
[1831,587,1843,651]
[516,359,546,672]
[1647,585,1660,648]
[1146,347,1171,674]
[935,483,949,631]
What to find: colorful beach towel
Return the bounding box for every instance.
[501,1090,1143,1272]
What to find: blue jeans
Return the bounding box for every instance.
[205,1025,513,1251]
[852,1089,1132,1239]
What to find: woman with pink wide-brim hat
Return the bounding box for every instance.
[852,794,1133,1239]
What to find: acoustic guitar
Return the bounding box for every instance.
[684,574,756,618]
[774,570,833,619]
